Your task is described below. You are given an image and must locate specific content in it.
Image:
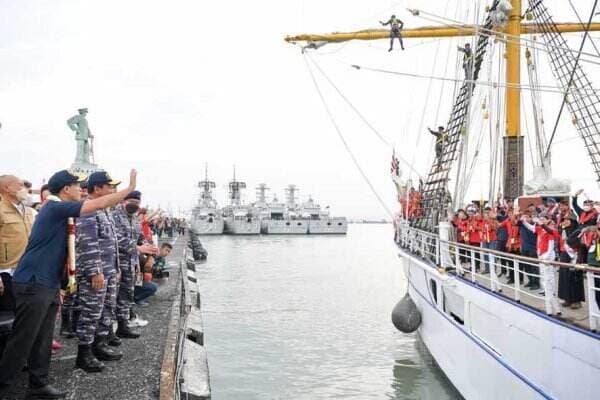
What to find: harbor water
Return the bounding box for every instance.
[195,224,461,399]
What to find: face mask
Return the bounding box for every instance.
[15,188,29,203]
[125,204,140,214]
[584,205,592,212]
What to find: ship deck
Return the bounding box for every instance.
[3,237,186,400]
[456,269,592,331]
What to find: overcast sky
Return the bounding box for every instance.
[2,0,600,219]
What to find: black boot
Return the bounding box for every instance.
[25,384,67,399]
[116,319,141,339]
[108,325,122,347]
[92,336,123,361]
[60,310,75,339]
[75,344,105,373]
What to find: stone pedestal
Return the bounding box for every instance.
[70,161,100,176]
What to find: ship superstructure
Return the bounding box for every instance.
[223,169,261,235]
[191,165,224,235]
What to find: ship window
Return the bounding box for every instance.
[297,222,302,226]
[286,222,290,226]
[443,288,464,325]
[429,279,438,304]
[337,223,342,226]
[327,222,332,226]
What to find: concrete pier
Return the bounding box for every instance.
[3,236,210,400]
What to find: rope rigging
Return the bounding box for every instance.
[307,54,425,180]
[544,0,599,159]
[348,63,600,96]
[409,7,600,67]
[567,0,600,58]
[302,54,394,217]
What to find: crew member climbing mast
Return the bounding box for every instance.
[457,43,474,79]
[380,15,405,51]
[428,126,448,172]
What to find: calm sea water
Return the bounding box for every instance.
[194,224,461,400]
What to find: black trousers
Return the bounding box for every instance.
[521,248,540,285]
[0,274,15,313]
[0,273,16,359]
[0,282,59,390]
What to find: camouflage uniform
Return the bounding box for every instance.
[113,204,143,321]
[75,209,119,345]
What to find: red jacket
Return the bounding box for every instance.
[480,218,498,243]
[500,219,520,252]
[535,225,559,256]
[453,219,469,243]
[468,217,481,244]
[579,209,598,226]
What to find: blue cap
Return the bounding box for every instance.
[125,190,141,200]
[88,171,121,190]
[48,170,85,194]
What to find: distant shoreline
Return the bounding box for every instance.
[348,220,391,224]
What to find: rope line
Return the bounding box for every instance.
[410,7,600,67]
[308,54,425,180]
[349,63,600,95]
[302,54,394,217]
[544,0,599,159]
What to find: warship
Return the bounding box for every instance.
[191,166,224,235]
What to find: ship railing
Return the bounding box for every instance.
[395,222,600,331]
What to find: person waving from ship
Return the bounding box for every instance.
[428,126,448,172]
[380,15,405,52]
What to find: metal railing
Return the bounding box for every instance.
[395,222,600,331]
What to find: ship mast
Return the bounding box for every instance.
[285,0,600,199]
[198,163,216,207]
[504,0,523,199]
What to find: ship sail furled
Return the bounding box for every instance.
[414,1,502,232]
[527,0,600,184]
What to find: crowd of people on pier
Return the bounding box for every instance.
[397,189,600,317]
[0,169,184,399]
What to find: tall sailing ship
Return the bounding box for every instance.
[191,166,224,235]
[287,1,600,398]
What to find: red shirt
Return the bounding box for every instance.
[535,225,559,255]
[579,209,598,226]
[480,217,498,243]
[500,219,520,252]
[468,217,481,244]
[454,219,469,243]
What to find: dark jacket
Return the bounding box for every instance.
[518,220,537,253]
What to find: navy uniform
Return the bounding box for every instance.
[458,43,474,79]
[428,126,449,170]
[75,172,122,372]
[60,181,89,339]
[380,15,405,51]
[113,195,143,338]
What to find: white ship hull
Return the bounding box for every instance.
[224,217,261,235]
[307,217,347,234]
[191,218,224,235]
[400,248,600,400]
[265,220,308,234]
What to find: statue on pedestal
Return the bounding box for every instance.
[67,108,99,174]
